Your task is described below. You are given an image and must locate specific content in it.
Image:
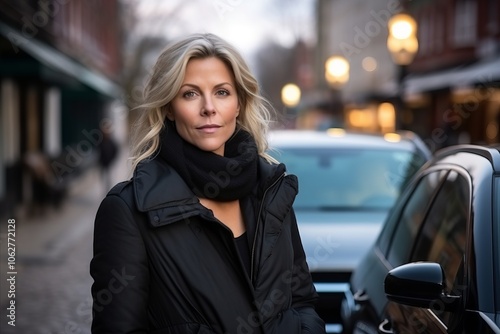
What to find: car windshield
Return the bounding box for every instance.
[270,147,419,211]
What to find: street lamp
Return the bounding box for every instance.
[281,83,301,108]
[325,55,349,88]
[324,55,349,127]
[387,12,418,130]
[387,13,418,65]
[281,83,301,128]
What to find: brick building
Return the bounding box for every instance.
[404,0,500,151]
[312,0,500,149]
[0,0,123,217]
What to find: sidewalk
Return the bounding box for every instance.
[0,144,131,308]
[14,168,106,263]
[19,144,131,262]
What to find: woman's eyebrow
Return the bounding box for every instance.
[180,82,235,89]
[179,83,198,89]
[215,82,234,88]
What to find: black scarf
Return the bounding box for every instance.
[158,121,259,201]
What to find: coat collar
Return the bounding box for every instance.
[132,156,290,227]
[133,157,287,210]
[133,158,198,212]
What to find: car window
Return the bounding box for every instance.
[269,148,418,211]
[410,170,469,326]
[386,170,447,266]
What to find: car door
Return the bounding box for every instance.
[346,169,448,334]
[385,168,470,334]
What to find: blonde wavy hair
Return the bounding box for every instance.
[130,33,278,171]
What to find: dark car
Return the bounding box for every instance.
[267,129,431,333]
[341,144,500,333]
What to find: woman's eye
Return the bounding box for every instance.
[216,89,229,96]
[183,91,197,98]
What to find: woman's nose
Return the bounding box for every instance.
[201,97,216,116]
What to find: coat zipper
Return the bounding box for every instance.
[250,172,286,283]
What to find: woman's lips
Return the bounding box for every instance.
[197,124,221,134]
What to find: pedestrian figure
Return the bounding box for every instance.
[23,151,66,214]
[97,125,118,192]
[90,33,325,333]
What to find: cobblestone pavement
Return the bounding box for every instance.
[1,147,130,333]
[1,172,99,334]
[2,226,94,334]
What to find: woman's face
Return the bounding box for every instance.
[169,57,240,156]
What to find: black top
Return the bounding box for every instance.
[235,232,251,277]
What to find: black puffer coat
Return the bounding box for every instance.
[90,156,325,334]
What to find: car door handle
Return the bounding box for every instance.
[378,318,393,334]
[353,289,370,303]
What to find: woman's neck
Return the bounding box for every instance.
[199,198,245,237]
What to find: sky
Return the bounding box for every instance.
[132,0,316,68]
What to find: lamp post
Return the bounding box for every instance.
[281,83,301,128]
[281,83,301,108]
[324,55,349,127]
[387,12,418,130]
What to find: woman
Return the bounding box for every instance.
[90,33,325,334]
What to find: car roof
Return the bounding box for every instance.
[268,129,431,155]
[432,144,500,173]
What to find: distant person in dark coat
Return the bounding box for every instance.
[24,151,66,214]
[97,126,118,192]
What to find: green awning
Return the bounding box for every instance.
[405,57,500,95]
[0,21,122,98]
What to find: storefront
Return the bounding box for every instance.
[403,57,500,151]
[0,21,122,217]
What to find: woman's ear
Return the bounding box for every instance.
[165,107,175,121]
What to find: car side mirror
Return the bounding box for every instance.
[384,262,460,311]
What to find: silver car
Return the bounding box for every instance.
[267,129,431,333]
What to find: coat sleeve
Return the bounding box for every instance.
[289,209,326,334]
[90,194,150,333]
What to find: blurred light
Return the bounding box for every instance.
[348,109,375,128]
[486,121,498,139]
[327,127,346,137]
[384,133,401,143]
[452,86,475,103]
[387,13,418,65]
[281,83,301,107]
[325,55,349,87]
[405,92,430,108]
[362,57,377,72]
[377,102,395,132]
[388,15,416,40]
[389,19,417,39]
[387,35,418,65]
